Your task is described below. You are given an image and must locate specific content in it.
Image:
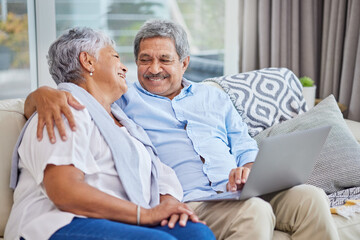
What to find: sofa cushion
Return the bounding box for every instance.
[345,119,360,143]
[203,68,307,137]
[333,213,360,239]
[0,98,26,237]
[254,95,360,194]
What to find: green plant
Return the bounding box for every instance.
[299,76,314,87]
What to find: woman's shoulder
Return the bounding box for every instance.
[24,103,93,143]
[71,97,92,121]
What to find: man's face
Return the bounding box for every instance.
[136,37,189,100]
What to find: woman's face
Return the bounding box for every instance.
[92,45,128,98]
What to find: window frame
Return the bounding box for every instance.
[33,0,57,87]
[224,0,239,75]
[27,0,38,91]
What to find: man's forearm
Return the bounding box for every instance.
[24,90,38,119]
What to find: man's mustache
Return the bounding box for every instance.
[143,73,170,79]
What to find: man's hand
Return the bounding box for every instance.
[146,194,204,228]
[25,86,84,143]
[226,162,253,192]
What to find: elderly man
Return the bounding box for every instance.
[25,19,339,240]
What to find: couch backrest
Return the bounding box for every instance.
[0,98,26,237]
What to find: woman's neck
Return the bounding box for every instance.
[77,81,117,115]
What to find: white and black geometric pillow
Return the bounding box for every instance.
[204,68,307,137]
[328,187,360,207]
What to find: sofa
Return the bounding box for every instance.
[1,68,360,239]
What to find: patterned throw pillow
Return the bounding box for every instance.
[204,68,307,136]
[328,186,360,207]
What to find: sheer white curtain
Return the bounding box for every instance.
[238,0,360,121]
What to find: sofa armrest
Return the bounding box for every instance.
[0,98,26,237]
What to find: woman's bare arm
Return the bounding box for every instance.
[24,86,84,143]
[43,164,194,225]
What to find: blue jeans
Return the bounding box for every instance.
[48,217,215,240]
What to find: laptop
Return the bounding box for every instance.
[187,125,331,202]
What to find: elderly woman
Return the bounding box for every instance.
[4,27,214,240]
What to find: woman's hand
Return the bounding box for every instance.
[144,195,204,228]
[226,162,253,192]
[25,86,84,143]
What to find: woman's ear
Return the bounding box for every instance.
[79,52,95,73]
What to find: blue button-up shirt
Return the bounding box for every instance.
[116,79,258,201]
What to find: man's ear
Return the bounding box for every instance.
[181,56,190,73]
[79,52,95,73]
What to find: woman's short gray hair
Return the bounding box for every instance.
[134,19,190,62]
[48,27,115,85]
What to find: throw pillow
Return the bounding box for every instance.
[327,186,360,207]
[204,68,307,137]
[254,95,360,194]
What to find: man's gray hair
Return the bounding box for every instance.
[134,19,190,62]
[47,27,115,85]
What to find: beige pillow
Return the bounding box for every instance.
[254,95,360,194]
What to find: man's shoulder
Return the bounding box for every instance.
[191,81,230,100]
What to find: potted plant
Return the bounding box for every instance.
[299,76,316,109]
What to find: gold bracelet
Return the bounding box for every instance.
[137,205,141,225]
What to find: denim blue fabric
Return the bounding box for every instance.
[48,217,215,240]
[116,79,258,201]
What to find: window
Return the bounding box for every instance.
[0,0,33,100]
[53,0,225,83]
[0,0,238,99]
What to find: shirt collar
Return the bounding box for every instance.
[134,78,194,100]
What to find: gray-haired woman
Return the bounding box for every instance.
[5,27,214,240]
